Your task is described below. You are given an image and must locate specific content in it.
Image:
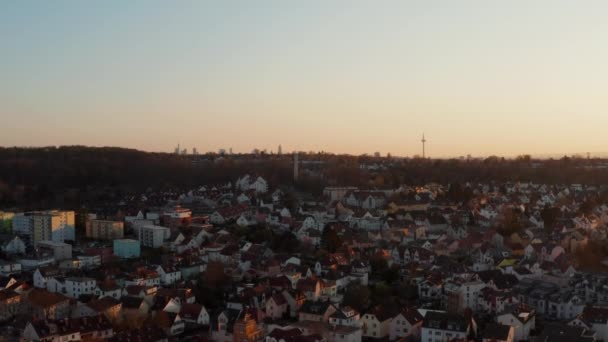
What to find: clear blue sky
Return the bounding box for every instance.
[2,1,608,157]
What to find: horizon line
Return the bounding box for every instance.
[2,144,608,161]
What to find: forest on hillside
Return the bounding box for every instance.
[1,146,607,209]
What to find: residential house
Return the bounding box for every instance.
[362,305,394,339]
[156,265,182,285]
[22,316,114,342]
[1,235,26,255]
[296,278,322,301]
[299,300,337,323]
[0,289,21,321]
[121,296,150,321]
[64,277,96,299]
[569,306,608,342]
[266,292,289,320]
[0,260,22,276]
[421,311,476,342]
[25,288,71,320]
[329,306,361,327]
[95,281,122,299]
[156,311,185,336]
[496,305,536,342]
[75,296,122,322]
[179,303,210,326]
[389,307,424,340]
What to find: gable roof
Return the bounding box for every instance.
[366,305,395,322]
[27,288,69,308]
[422,311,469,332]
[299,300,334,315]
[87,296,121,312]
[270,293,287,306]
[180,303,205,320]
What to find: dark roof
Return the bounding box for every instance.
[87,296,121,312]
[366,305,395,322]
[422,311,469,332]
[483,323,512,341]
[538,323,595,342]
[121,296,144,309]
[400,307,423,325]
[299,300,334,315]
[27,288,69,308]
[180,303,204,320]
[271,293,287,306]
[211,308,241,333]
[581,306,608,324]
[0,289,19,301]
[109,323,168,342]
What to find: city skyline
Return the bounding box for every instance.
[2,1,608,157]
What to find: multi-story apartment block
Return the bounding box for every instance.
[13,210,75,244]
[138,225,170,248]
[86,219,124,240]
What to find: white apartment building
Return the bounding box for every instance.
[65,277,96,299]
[138,225,170,248]
[36,240,72,261]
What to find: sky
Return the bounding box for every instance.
[1,1,608,158]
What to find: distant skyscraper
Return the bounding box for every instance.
[174,143,180,155]
[229,148,233,154]
[192,147,198,155]
[278,144,282,155]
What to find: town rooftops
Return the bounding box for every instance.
[87,296,121,312]
[27,288,70,308]
[366,305,395,322]
[422,311,469,332]
[538,323,596,342]
[499,304,536,323]
[580,305,608,324]
[299,300,334,315]
[65,277,95,283]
